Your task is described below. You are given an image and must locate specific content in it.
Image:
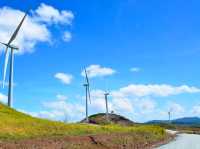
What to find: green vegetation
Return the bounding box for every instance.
[152,123,177,130]
[0,103,166,142]
[172,125,200,134]
[153,123,200,134]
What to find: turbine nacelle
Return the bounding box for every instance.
[83,83,89,87]
[0,42,19,50]
[104,92,109,96]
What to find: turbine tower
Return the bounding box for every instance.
[83,69,91,123]
[168,111,171,123]
[0,12,27,107]
[104,92,109,122]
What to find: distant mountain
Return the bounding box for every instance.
[173,117,200,125]
[147,120,168,124]
[147,117,200,126]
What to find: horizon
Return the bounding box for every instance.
[0,0,200,123]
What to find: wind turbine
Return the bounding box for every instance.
[1,12,28,107]
[168,111,171,123]
[83,69,91,123]
[104,92,109,122]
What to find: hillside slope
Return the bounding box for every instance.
[0,103,172,149]
[0,103,166,142]
[0,103,82,139]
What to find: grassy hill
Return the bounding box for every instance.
[0,102,169,149]
[81,113,135,125]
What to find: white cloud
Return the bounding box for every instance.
[81,65,116,78]
[89,89,133,114]
[0,93,7,103]
[168,102,185,116]
[43,99,67,110]
[112,98,133,113]
[41,97,84,121]
[90,90,113,112]
[34,3,74,25]
[18,83,200,122]
[91,89,105,99]
[0,4,74,54]
[18,109,41,118]
[108,84,200,121]
[23,95,84,121]
[109,84,199,121]
[130,67,141,72]
[37,110,65,120]
[54,73,73,84]
[81,84,200,121]
[191,104,200,115]
[0,6,50,53]
[138,98,156,113]
[56,94,67,101]
[63,31,72,42]
[112,84,200,97]
[78,89,132,116]
[91,98,107,111]
[20,109,65,120]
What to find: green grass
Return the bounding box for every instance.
[153,123,200,134]
[0,103,166,141]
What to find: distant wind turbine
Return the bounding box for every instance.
[83,69,91,123]
[0,12,28,107]
[168,111,171,123]
[104,92,109,122]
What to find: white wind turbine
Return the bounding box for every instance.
[1,12,28,107]
[83,69,91,123]
[104,92,109,122]
[168,107,173,123]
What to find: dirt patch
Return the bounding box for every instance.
[0,133,172,149]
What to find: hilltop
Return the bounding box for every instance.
[81,113,135,126]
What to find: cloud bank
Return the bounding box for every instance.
[0,3,74,54]
[81,65,116,78]
[54,73,73,85]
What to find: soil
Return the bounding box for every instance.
[0,133,174,149]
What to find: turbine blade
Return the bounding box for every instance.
[84,69,91,103]
[0,42,8,47]
[2,47,10,88]
[84,69,89,85]
[8,12,27,45]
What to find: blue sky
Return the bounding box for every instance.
[0,0,200,122]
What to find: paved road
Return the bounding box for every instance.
[156,133,200,149]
